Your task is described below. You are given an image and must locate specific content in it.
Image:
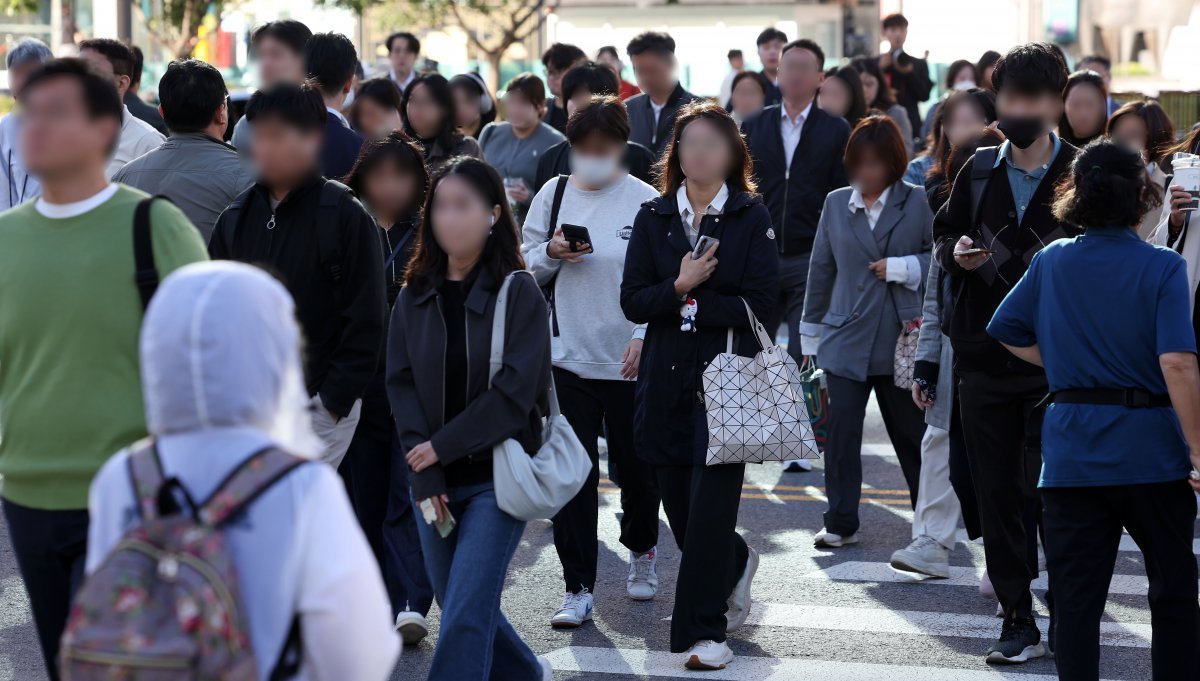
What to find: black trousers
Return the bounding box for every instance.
[823,373,924,536]
[655,462,749,652]
[552,368,660,594]
[1043,481,1200,681]
[957,370,1045,620]
[340,375,434,617]
[948,388,982,539]
[2,499,89,681]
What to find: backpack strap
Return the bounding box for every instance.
[133,196,171,310]
[127,439,167,522]
[197,448,306,527]
[969,146,999,230]
[544,174,569,241]
[316,181,351,285]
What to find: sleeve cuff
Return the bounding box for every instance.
[886,256,922,291]
[799,333,821,356]
[632,324,647,341]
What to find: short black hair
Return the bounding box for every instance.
[1079,55,1111,72]
[77,38,134,78]
[19,58,124,152]
[781,39,825,67]
[304,32,358,99]
[562,61,619,101]
[1052,139,1162,229]
[727,49,743,61]
[251,20,312,55]
[245,81,327,131]
[566,95,630,145]
[881,13,909,29]
[626,32,675,59]
[757,28,787,46]
[990,42,1068,97]
[159,58,228,134]
[541,43,587,73]
[129,45,144,86]
[596,46,620,61]
[386,32,420,55]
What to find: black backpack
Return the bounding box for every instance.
[133,196,168,310]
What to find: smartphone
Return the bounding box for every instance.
[419,498,457,538]
[560,223,592,252]
[692,235,720,260]
[955,248,994,257]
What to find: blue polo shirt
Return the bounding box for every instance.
[988,227,1196,488]
[992,133,1063,224]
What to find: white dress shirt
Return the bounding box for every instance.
[390,69,415,94]
[676,181,729,246]
[326,106,351,129]
[847,185,921,290]
[780,100,812,169]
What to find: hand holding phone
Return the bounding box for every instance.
[548,226,592,262]
[561,223,593,253]
[953,235,992,271]
[692,235,720,260]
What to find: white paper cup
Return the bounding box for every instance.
[1174,165,1200,211]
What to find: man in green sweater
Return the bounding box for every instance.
[0,58,208,680]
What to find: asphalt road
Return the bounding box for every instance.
[1,400,1192,680]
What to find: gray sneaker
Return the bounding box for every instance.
[627,547,658,600]
[725,545,759,632]
[890,534,951,578]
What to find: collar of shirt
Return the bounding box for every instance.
[676,182,729,227]
[994,131,1062,177]
[847,185,892,228]
[780,100,813,128]
[35,182,119,219]
[326,106,351,129]
[390,69,414,90]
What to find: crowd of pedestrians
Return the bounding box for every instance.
[0,11,1198,681]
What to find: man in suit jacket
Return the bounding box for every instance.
[303,32,365,180]
[625,32,696,159]
[757,27,787,107]
[880,14,932,142]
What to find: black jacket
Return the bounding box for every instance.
[932,142,1080,374]
[742,104,850,255]
[534,140,657,190]
[626,83,698,159]
[321,117,366,182]
[209,176,386,417]
[620,189,779,466]
[885,50,933,138]
[386,269,551,499]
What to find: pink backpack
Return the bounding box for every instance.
[60,440,305,680]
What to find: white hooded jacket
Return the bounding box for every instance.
[85,261,399,681]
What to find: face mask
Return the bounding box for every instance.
[952,80,976,91]
[997,115,1047,150]
[570,154,620,186]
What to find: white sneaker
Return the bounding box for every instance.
[725,546,759,632]
[783,459,814,472]
[394,610,428,645]
[537,655,552,681]
[550,589,593,628]
[980,569,996,599]
[890,535,951,578]
[684,639,734,670]
[813,527,858,548]
[627,547,658,601]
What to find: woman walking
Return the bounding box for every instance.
[386,156,552,680]
[621,101,778,671]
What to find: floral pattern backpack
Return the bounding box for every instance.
[60,440,305,680]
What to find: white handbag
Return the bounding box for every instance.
[490,271,590,521]
[702,300,821,466]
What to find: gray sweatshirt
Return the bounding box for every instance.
[522,174,658,381]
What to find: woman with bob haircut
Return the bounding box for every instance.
[989,139,1200,681]
[620,101,778,672]
[800,114,931,550]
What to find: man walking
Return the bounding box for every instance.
[231,19,312,153]
[305,32,366,180]
[124,46,167,134]
[386,32,421,94]
[624,32,697,159]
[879,13,932,146]
[757,27,787,106]
[77,39,165,177]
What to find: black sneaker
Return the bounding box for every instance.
[986,616,1046,664]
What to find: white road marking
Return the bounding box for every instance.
[0,576,31,632]
[541,646,1117,680]
[805,561,1149,596]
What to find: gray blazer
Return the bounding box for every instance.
[802,181,933,382]
[916,258,955,429]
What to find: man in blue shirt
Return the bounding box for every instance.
[989,140,1200,681]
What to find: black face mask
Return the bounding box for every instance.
[997,116,1047,150]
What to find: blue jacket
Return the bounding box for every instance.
[742,104,850,255]
[321,117,366,182]
[620,189,779,466]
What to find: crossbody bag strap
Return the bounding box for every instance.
[490,270,563,418]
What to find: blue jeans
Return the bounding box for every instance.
[414,481,539,680]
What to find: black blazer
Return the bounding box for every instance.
[321,117,366,182]
[620,189,779,466]
[742,104,850,255]
[386,268,551,499]
[626,83,698,159]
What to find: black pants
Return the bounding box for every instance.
[655,462,749,652]
[948,388,982,539]
[957,370,1045,620]
[2,499,89,681]
[552,368,660,593]
[1043,482,1199,681]
[340,376,434,617]
[823,373,924,536]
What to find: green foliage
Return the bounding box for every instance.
[4,0,40,16]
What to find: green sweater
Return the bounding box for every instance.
[0,186,209,510]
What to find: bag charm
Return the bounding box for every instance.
[680,297,698,332]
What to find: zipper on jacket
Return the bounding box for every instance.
[464,309,471,411]
[436,295,448,428]
[781,167,789,254]
[266,212,276,252]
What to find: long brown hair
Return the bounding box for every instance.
[655,101,757,197]
[1107,100,1176,171]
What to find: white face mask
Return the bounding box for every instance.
[570,153,620,186]
[952,80,977,91]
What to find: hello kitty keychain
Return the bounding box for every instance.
[680,297,698,332]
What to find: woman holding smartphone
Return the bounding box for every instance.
[620,101,778,672]
[800,114,931,549]
[386,156,553,680]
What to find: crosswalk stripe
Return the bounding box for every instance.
[806,560,1149,596]
[740,602,1149,648]
[541,646,1115,680]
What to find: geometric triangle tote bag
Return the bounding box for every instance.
[701,299,821,466]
